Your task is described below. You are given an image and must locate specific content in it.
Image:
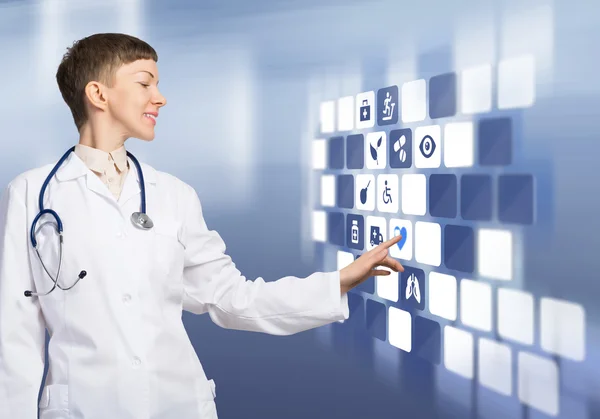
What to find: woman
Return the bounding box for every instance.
[0,33,403,419]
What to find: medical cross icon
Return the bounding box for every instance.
[356,91,375,129]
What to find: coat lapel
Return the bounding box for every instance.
[118,158,157,208]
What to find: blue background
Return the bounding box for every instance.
[0,0,599,417]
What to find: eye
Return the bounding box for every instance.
[419,135,436,158]
[139,82,150,88]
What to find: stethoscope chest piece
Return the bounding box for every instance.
[131,212,154,229]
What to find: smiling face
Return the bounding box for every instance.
[95,59,167,141]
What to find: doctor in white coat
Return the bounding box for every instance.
[0,33,403,419]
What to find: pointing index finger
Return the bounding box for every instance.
[381,234,402,248]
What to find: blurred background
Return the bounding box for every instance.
[0,0,598,418]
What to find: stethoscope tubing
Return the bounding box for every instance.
[25,147,150,298]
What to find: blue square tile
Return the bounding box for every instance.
[444,225,474,273]
[354,254,374,294]
[346,134,364,169]
[429,174,457,218]
[461,175,492,221]
[366,299,387,341]
[400,266,425,311]
[337,175,354,209]
[413,316,441,365]
[377,85,399,126]
[389,128,412,168]
[479,117,512,166]
[327,212,344,246]
[347,292,365,329]
[346,214,364,250]
[429,72,457,119]
[498,174,534,224]
[328,136,344,169]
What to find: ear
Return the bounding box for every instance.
[84,81,108,111]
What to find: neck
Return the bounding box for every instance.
[78,120,127,153]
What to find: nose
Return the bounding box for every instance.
[153,88,167,108]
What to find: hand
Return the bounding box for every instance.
[339,235,405,295]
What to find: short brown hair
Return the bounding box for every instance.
[56,33,158,131]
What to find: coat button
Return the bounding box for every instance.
[122,294,131,303]
[132,357,141,367]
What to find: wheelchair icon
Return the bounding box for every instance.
[382,180,392,204]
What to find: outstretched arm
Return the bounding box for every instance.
[179,186,348,335]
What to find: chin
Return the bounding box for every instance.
[134,130,156,142]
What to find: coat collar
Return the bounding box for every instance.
[54,148,157,207]
[55,148,157,185]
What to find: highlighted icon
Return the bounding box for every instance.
[389,219,412,260]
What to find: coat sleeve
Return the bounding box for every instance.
[0,182,46,418]
[180,186,349,335]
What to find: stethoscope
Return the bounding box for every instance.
[24,146,154,298]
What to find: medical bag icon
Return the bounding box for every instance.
[370,225,383,246]
[360,99,371,121]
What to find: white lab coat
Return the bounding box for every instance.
[0,151,349,419]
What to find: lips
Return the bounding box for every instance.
[143,112,157,125]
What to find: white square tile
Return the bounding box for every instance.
[337,96,354,131]
[518,352,559,416]
[355,91,375,129]
[478,338,512,396]
[320,175,335,207]
[320,100,335,134]
[498,288,534,345]
[377,270,399,303]
[540,298,586,361]
[498,54,536,109]
[355,174,375,211]
[444,326,474,379]
[389,218,412,261]
[365,131,387,169]
[460,279,492,332]
[428,272,457,321]
[389,307,412,352]
[311,211,326,242]
[401,174,426,216]
[478,229,513,280]
[414,125,441,169]
[414,222,441,267]
[401,79,426,123]
[337,250,354,270]
[377,174,399,213]
[461,64,492,114]
[312,139,327,170]
[443,122,473,168]
[365,216,387,251]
